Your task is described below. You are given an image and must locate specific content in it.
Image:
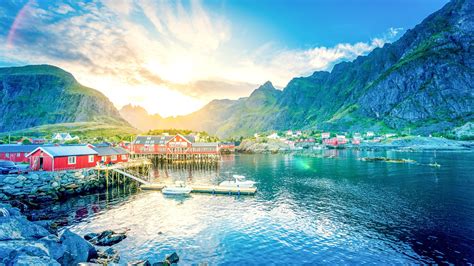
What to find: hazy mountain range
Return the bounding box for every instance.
[0,0,472,138]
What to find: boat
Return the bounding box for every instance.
[162,181,192,195]
[219,175,256,188]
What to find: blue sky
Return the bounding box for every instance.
[0,0,449,116]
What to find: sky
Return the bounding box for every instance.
[0,0,448,117]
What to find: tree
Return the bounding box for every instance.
[21,138,32,145]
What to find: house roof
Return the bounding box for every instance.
[192,142,219,147]
[28,146,98,158]
[0,144,41,153]
[133,134,197,145]
[133,135,173,145]
[92,146,129,156]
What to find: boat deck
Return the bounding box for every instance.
[140,183,257,195]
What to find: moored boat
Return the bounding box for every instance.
[219,175,256,188]
[162,181,192,195]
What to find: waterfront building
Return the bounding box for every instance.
[91,146,129,164]
[27,146,98,171]
[0,144,41,163]
[130,134,219,155]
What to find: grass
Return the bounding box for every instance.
[0,122,138,140]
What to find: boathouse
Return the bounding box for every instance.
[27,146,98,171]
[91,146,129,164]
[0,145,40,163]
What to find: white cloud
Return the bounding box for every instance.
[1,0,401,116]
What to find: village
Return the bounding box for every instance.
[0,132,238,173]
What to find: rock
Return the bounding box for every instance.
[84,232,99,241]
[59,229,97,265]
[66,184,79,189]
[3,176,19,185]
[0,217,50,241]
[89,230,127,246]
[165,252,180,264]
[128,259,151,266]
[33,220,58,234]
[17,175,27,182]
[6,252,60,266]
[51,182,59,188]
[0,240,50,261]
[39,235,65,261]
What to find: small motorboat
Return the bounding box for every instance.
[219,175,256,188]
[162,181,192,195]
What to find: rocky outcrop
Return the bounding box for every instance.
[0,169,106,205]
[0,203,97,265]
[236,139,291,153]
[0,65,130,132]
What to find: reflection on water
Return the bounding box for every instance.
[35,151,474,264]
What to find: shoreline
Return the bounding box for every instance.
[236,136,474,154]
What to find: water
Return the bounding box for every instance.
[34,151,474,264]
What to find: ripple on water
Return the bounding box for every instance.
[56,152,474,264]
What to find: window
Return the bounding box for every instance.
[102,156,107,162]
[121,154,127,160]
[68,156,76,164]
[5,153,9,158]
[88,155,94,163]
[17,153,21,157]
[111,155,117,161]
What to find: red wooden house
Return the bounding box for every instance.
[131,134,219,155]
[0,145,41,163]
[27,146,98,171]
[91,146,129,164]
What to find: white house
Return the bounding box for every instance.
[321,132,330,139]
[366,131,375,138]
[52,133,79,143]
[267,132,280,139]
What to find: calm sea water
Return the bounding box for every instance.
[35,151,474,264]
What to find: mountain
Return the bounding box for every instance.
[119,104,162,132]
[133,0,473,138]
[0,65,134,134]
[120,81,282,136]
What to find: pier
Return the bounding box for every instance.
[141,183,257,195]
[96,159,256,196]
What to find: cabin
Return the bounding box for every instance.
[27,146,98,171]
[91,146,129,164]
[0,145,41,163]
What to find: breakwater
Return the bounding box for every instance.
[0,170,117,207]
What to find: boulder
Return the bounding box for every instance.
[39,235,65,261]
[87,230,127,246]
[6,253,60,266]
[59,229,97,265]
[3,176,20,185]
[128,259,151,266]
[166,252,179,264]
[0,240,50,261]
[0,217,50,241]
[84,232,99,241]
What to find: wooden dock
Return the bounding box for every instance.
[140,183,257,195]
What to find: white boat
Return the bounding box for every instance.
[162,182,192,195]
[219,175,256,188]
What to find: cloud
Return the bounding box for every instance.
[0,0,401,116]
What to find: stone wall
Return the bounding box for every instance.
[0,169,106,205]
